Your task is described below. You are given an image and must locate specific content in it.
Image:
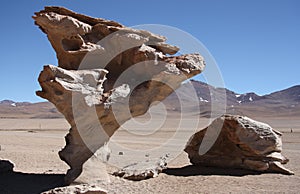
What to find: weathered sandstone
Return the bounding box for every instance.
[185,115,294,175]
[33,6,205,183]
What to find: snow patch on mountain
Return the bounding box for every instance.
[199,97,209,103]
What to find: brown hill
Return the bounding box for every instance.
[0,101,63,119]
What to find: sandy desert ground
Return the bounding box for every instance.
[0,116,300,193]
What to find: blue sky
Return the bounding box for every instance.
[0,0,299,102]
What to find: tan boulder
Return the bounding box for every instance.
[113,154,169,181]
[185,115,294,175]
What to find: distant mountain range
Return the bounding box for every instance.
[164,80,300,118]
[0,100,62,119]
[1,80,299,119]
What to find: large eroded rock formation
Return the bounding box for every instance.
[33,6,205,183]
[185,115,294,175]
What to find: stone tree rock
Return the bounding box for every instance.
[33,6,205,183]
[185,115,294,175]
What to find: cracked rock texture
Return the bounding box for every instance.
[33,6,205,183]
[185,115,294,175]
[42,184,107,194]
[113,154,169,181]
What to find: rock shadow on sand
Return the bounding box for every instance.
[0,160,66,194]
[163,165,262,177]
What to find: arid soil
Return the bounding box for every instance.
[0,117,299,193]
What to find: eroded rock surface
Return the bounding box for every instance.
[113,154,169,181]
[185,115,294,175]
[42,184,107,194]
[33,6,205,183]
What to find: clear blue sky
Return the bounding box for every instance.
[0,0,299,102]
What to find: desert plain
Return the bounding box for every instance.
[0,114,299,193]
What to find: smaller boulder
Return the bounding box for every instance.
[113,154,169,181]
[184,115,294,175]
